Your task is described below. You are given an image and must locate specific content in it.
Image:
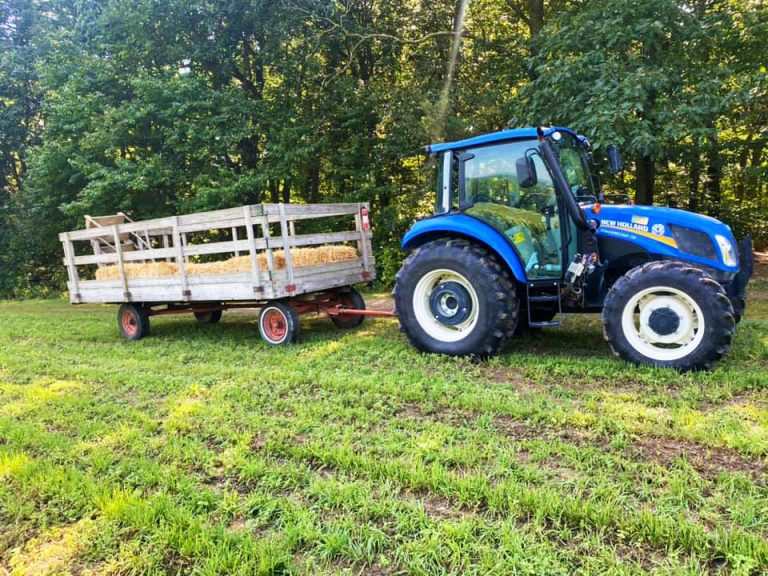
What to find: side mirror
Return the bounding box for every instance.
[516,156,538,188]
[607,144,623,174]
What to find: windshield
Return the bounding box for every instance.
[552,133,595,199]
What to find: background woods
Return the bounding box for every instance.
[0,0,766,296]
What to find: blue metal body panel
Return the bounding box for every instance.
[402,204,740,283]
[427,126,579,154]
[401,214,528,282]
[585,204,739,274]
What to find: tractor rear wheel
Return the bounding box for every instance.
[394,238,518,358]
[603,261,735,371]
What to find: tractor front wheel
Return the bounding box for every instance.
[394,238,518,358]
[603,261,735,371]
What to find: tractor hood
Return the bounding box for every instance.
[585,204,740,274]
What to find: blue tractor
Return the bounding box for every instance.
[394,127,753,371]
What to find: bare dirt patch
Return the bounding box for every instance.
[628,436,766,483]
[483,366,540,393]
[394,401,476,427]
[365,296,395,312]
[494,414,595,445]
[420,494,476,521]
[754,251,768,277]
[479,365,654,397]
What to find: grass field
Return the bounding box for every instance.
[1,272,767,575]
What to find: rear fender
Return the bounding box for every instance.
[401,214,527,283]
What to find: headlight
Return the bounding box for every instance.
[715,234,738,267]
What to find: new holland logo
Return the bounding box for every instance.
[651,223,666,236]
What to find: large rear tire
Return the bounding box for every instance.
[393,238,518,358]
[603,261,735,372]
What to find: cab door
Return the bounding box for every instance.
[459,141,568,280]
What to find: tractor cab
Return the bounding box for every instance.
[428,127,601,304]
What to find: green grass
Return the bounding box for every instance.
[1,284,767,575]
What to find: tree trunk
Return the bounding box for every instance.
[688,145,701,212]
[705,146,722,215]
[527,0,544,36]
[269,179,279,203]
[281,178,291,204]
[305,163,320,203]
[635,155,655,205]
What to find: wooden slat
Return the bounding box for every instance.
[177,205,262,227]
[61,203,358,241]
[172,216,189,299]
[64,217,176,241]
[62,233,81,303]
[232,227,240,257]
[361,203,373,273]
[71,247,176,266]
[243,205,261,291]
[265,203,360,216]
[265,230,366,250]
[177,216,248,234]
[181,239,257,258]
[278,203,294,289]
[112,225,130,300]
[259,214,275,278]
[261,204,359,223]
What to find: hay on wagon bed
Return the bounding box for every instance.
[94,245,359,280]
[94,261,179,280]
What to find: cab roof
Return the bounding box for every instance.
[426,126,579,154]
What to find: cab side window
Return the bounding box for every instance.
[463,141,564,279]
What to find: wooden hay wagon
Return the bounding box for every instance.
[60,203,388,344]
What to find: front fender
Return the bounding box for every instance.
[401,214,527,283]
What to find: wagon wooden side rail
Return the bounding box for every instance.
[60,202,375,307]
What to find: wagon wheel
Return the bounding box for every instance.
[330,288,366,329]
[194,309,223,324]
[117,304,150,340]
[258,301,300,345]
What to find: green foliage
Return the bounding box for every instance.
[0,0,766,296]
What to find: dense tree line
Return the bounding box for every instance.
[0,0,766,296]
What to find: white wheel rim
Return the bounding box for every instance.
[412,269,479,343]
[620,286,705,361]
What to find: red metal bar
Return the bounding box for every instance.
[143,294,397,319]
[327,307,396,318]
